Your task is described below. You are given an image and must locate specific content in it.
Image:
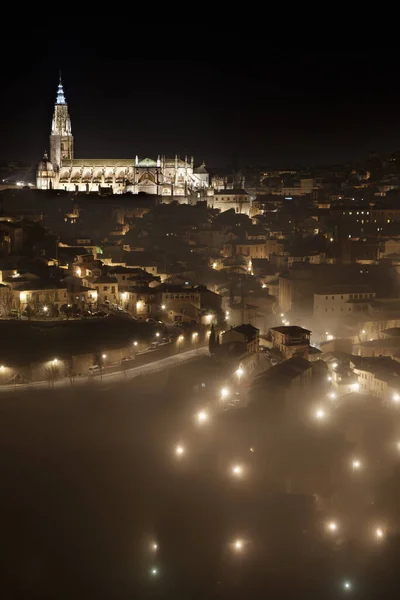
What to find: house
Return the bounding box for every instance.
[94,275,119,306]
[270,326,311,360]
[14,280,68,312]
[314,285,375,318]
[221,324,259,355]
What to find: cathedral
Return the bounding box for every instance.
[36,77,210,196]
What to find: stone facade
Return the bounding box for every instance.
[36,77,210,196]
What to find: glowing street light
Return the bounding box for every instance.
[233,539,244,551]
[155,332,160,338]
[221,387,230,399]
[52,358,58,365]
[361,330,366,334]
[43,306,48,313]
[327,520,338,533]
[329,392,337,400]
[0,365,5,372]
[133,341,138,346]
[393,393,400,403]
[375,527,384,540]
[196,410,208,424]
[315,409,326,420]
[178,335,184,342]
[102,353,107,359]
[161,304,166,310]
[231,464,244,477]
[327,376,332,382]
[327,334,334,341]
[175,445,185,456]
[343,581,352,591]
[150,567,158,576]
[151,542,158,551]
[332,362,338,369]
[235,367,244,378]
[352,459,362,471]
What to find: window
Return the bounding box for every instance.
[341,295,343,299]
[112,286,115,294]
[122,276,126,281]
[103,286,109,292]
[332,296,334,300]
[326,296,328,300]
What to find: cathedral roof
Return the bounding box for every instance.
[62,159,135,167]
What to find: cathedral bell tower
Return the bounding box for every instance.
[50,75,74,169]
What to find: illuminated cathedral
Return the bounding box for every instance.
[36,77,210,196]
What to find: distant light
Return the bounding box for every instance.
[361,330,366,334]
[233,539,244,551]
[327,521,338,532]
[212,262,217,269]
[226,311,230,317]
[375,527,384,539]
[327,376,332,382]
[155,332,160,337]
[161,304,166,310]
[325,332,329,335]
[192,332,198,338]
[231,464,244,477]
[0,365,5,372]
[329,392,337,400]
[352,459,362,470]
[175,445,185,456]
[221,387,230,399]
[178,335,184,342]
[315,409,326,420]
[102,353,107,359]
[353,383,360,392]
[262,283,267,288]
[343,581,352,591]
[330,237,334,242]
[185,281,189,285]
[236,367,244,378]
[250,447,255,453]
[151,542,158,551]
[133,341,138,346]
[43,306,48,312]
[281,313,284,317]
[327,334,334,341]
[151,567,158,576]
[332,362,338,369]
[52,358,58,364]
[197,410,208,424]
[393,393,400,403]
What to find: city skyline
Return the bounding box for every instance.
[2,47,400,167]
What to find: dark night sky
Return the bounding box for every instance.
[2,43,400,168]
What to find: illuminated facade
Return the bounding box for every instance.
[36,77,209,196]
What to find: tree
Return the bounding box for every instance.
[209,323,216,355]
[0,286,14,317]
[44,363,60,388]
[65,360,76,386]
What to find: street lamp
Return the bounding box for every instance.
[175,445,185,456]
[352,459,362,471]
[43,306,48,313]
[393,393,400,403]
[221,387,230,400]
[102,354,107,359]
[231,464,244,477]
[315,409,326,420]
[161,304,166,310]
[155,332,160,338]
[196,410,208,424]
[133,341,138,347]
[233,539,244,552]
[235,367,244,379]
[327,520,338,533]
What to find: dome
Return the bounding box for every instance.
[38,152,54,172]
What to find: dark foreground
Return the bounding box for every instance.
[1,361,400,599]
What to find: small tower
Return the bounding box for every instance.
[50,73,74,169]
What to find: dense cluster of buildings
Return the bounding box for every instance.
[2,76,400,395]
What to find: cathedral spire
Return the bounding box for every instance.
[56,72,66,105]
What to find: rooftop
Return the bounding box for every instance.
[271,326,311,335]
[232,323,259,342]
[316,285,374,295]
